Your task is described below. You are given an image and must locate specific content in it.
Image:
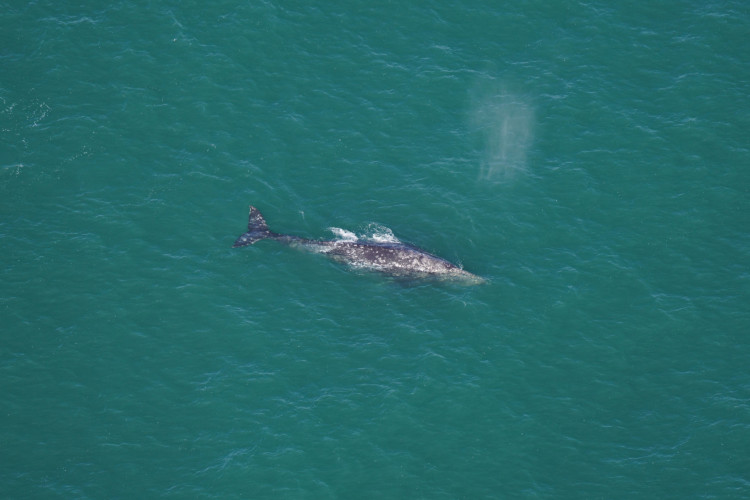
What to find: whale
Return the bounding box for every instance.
[233,206,484,283]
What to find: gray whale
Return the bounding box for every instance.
[233,206,484,283]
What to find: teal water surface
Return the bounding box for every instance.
[2,1,749,498]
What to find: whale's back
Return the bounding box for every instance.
[320,241,481,281]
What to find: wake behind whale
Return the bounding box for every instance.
[233,206,484,284]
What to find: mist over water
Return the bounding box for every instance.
[470,85,534,180]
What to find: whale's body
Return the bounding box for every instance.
[233,206,483,283]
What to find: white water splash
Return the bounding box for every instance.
[327,224,401,244]
[328,227,358,241]
[364,223,400,244]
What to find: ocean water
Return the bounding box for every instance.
[2,1,749,498]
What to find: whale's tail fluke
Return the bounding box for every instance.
[233,206,273,247]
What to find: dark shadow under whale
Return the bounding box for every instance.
[233,206,484,284]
